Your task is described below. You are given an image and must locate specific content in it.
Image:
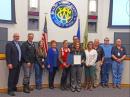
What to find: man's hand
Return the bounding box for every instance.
[63,62,66,66]
[65,64,70,68]
[27,62,31,67]
[116,59,122,63]
[8,64,13,69]
[48,65,50,68]
[81,60,85,63]
[41,65,45,69]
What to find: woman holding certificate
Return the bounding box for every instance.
[70,42,86,92]
[47,40,59,89]
[84,41,97,91]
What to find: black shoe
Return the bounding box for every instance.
[101,84,105,88]
[23,88,30,93]
[49,86,54,89]
[23,85,30,93]
[8,91,15,96]
[105,84,109,88]
[117,85,121,89]
[60,86,65,91]
[89,87,93,91]
[36,85,42,90]
[13,87,17,92]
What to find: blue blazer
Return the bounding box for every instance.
[47,48,59,72]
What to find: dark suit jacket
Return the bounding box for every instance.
[5,41,21,68]
[21,41,36,64]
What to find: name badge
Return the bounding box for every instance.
[118,52,120,56]
[42,58,44,62]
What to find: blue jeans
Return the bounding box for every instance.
[101,60,112,84]
[112,61,124,85]
[35,64,43,85]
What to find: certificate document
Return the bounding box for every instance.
[74,55,81,65]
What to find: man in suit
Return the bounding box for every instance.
[6,33,21,96]
[21,33,36,93]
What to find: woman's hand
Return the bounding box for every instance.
[41,65,45,69]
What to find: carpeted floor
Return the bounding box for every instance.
[0,87,129,97]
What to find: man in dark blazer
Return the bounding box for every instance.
[21,33,36,93]
[5,33,21,96]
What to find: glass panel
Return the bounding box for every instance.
[88,22,97,33]
[29,0,38,8]
[89,0,96,13]
[28,18,39,30]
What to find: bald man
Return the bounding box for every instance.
[6,33,21,96]
[93,39,104,88]
[111,39,126,89]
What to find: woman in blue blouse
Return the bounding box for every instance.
[47,40,59,89]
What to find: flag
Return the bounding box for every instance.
[76,19,80,40]
[83,18,88,49]
[42,16,48,55]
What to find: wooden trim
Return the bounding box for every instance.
[0,54,6,60]
[125,57,130,60]
[0,84,130,93]
[0,53,130,60]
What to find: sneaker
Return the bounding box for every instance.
[71,88,76,92]
[76,88,81,92]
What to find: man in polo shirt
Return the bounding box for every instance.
[93,39,104,88]
[100,37,113,88]
[111,39,126,89]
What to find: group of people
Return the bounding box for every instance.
[5,32,126,96]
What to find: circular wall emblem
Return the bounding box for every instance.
[51,0,78,28]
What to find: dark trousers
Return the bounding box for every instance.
[60,68,70,87]
[8,65,21,92]
[48,67,57,87]
[35,63,43,85]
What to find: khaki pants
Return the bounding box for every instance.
[94,61,102,86]
[23,63,34,85]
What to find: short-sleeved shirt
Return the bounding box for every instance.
[95,46,104,62]
[101,44,113,58]
[111,46,126,59]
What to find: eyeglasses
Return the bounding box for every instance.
[104,40,109,41]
